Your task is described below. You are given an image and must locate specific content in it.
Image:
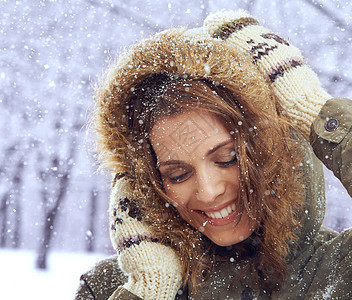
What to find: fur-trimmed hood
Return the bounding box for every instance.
[94,25,280,185]
[93,21,325,266]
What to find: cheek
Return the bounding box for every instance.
[230,165,241,186]
[219,165,240,187]
[163,181,191,208]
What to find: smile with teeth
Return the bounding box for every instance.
[203,203,236,219]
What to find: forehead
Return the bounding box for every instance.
[150,110,232,161]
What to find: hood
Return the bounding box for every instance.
[95,25,277,176]
[93,21,326,261]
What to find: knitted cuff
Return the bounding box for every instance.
[204,10,331,139]
[110,177,152,252]
[121,242,183,300]
[110,174,182,300]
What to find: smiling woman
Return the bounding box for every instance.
[76,9,352,300]
[135,76,301,254]
[151,106,251,247]
[115,74,303,296]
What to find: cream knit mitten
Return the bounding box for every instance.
[110,174,182,299]
[204,10,331,139]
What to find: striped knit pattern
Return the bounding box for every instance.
[109,176,153,252]
[212,17,259,39]
[204,10,331,139]
[110,175,182,299]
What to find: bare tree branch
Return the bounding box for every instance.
[86,188,98,252]
[200,0,210,20]
[35,142,76,269]
[86,0,166,32]
[305,0,352,34]
[246,0,257,13]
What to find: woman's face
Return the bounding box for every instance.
[150,109,254,246]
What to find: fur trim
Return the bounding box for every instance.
[94,27,277,174]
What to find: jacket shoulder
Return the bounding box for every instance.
[311,97,352,197]
[306,228,352,299]
[74,255,127,300]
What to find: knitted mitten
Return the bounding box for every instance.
[110,174,182,300]
[203,10,331,139]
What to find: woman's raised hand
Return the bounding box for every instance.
[109,174,182,299]
[203,10,331,140]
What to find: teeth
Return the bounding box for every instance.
[204,203,236,219]
[220,208,228,218]
[207,212,215,219]
[214,211,222,219]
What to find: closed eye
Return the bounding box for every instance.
[168,170,192,183]
[216,156,237,166]
[166,157,237,183]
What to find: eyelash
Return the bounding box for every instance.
[167,156,237,183]
[169,171,192,183]
[216,156,237,166]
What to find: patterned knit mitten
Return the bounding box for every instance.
[203,10,332,139]
[110,173,182,300]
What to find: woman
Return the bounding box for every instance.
[76,10,352,300]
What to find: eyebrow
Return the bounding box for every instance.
[157,139,233,167]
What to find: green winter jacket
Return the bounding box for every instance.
[75,98,352,300]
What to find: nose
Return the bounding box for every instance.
[195,167,226,203]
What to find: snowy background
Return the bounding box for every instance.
[1,0,352,299]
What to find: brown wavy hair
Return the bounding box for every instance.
[121,74,304,294]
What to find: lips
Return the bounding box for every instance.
[196,200,239,226]
[204,203,236,219]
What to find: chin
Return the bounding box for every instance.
[211,239,233,247]
[205,227,255,247]
[209,236,245,247]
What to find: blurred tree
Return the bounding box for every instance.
[86,187,98,252]
[0,143,26,248]
[35,107,82,269]
[0,0,351,263]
